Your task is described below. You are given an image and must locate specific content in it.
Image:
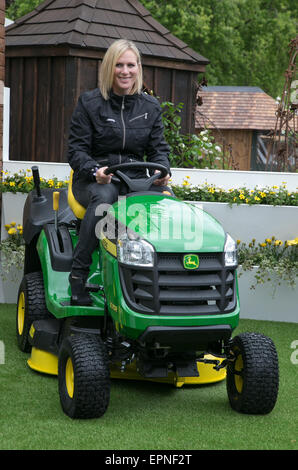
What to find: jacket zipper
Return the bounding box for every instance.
[129,113,148,122]
[121,97,126,155]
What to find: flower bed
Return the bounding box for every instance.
[0,169,68,193]
[171,178,298,206]
[238,236,298,291]
[171,177,298,244]
[0,223,25,303]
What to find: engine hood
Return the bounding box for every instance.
[111,194,225,253]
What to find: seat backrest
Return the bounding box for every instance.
[67,170,86,219]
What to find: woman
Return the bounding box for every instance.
[68,39,171,305]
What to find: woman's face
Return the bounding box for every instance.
[112,49,139,96]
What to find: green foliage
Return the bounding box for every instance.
[161,101,226,169]
[238,236,298,291]
[142,0,297,98]
[6,0,41,20]
[0,223,25,280]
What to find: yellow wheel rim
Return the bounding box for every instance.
[65,357,74,399]
[17,292,25,336]
[234,354,244,393]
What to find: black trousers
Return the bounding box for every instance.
[71,178,171,278]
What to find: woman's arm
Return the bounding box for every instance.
[67,95,99,181]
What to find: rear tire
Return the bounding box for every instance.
[16,271,50,352]
[227,332,279,414]
[58,334,110,419]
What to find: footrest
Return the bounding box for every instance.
[85,283,104,292]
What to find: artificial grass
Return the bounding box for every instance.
[0,303,297,450]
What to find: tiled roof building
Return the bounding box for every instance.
[195,87,278,170]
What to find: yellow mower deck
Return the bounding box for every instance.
[27,347,226,387]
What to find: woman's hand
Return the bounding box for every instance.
[95,166,113,184]
[153,170,171,186]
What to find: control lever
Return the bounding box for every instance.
[53,191,60,232]
[31,166,46,202]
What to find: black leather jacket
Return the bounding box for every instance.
[68,89,171,182]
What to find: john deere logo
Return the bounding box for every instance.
[183,254,199,270]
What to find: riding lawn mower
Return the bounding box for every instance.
[16,163,279,419]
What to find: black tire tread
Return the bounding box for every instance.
[16,271,50,352]
[58,334,110,419]
[227,332,279,414]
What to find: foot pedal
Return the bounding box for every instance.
[85,283,104,292]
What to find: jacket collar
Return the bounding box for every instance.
[108,90,139,110]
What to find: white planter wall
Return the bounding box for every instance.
[0,263,22,303]
[1,192,27,241]
[189,201,298,244]
[238,267,297,323]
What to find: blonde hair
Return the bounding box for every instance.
[99,39,143,100]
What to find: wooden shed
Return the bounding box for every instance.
[195,86,278,170]
[5,0,209,163]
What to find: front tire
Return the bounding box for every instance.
[58,334,110,419]
[227,332,279,414]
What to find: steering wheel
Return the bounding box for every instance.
[104,162,169,192]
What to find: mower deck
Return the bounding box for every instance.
[27,347,226,387]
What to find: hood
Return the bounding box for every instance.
[112,194,225,253]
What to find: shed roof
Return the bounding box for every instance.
[196,86,278,130]
[6,0,209,69]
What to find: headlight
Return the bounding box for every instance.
[117,233,155,267]
[224,233,238,267]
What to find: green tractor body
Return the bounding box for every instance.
[16,165,279,419]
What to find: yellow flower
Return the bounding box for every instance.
[286,237,298,246]
[9,182,15,187]
[237,239,241,245]
[260,192,266,198]
[274,240,283,246]
[8,227,17,235]
[17,225,23,231]
[254,196,260,201]
[260,242,267,247]
[239,193,245,199]
[10,222,16,227]
[208,187,215,193]
[265,238,272,244]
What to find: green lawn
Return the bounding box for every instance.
[0,303,297,450]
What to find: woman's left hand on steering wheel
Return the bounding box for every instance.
[153,170,170,186]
